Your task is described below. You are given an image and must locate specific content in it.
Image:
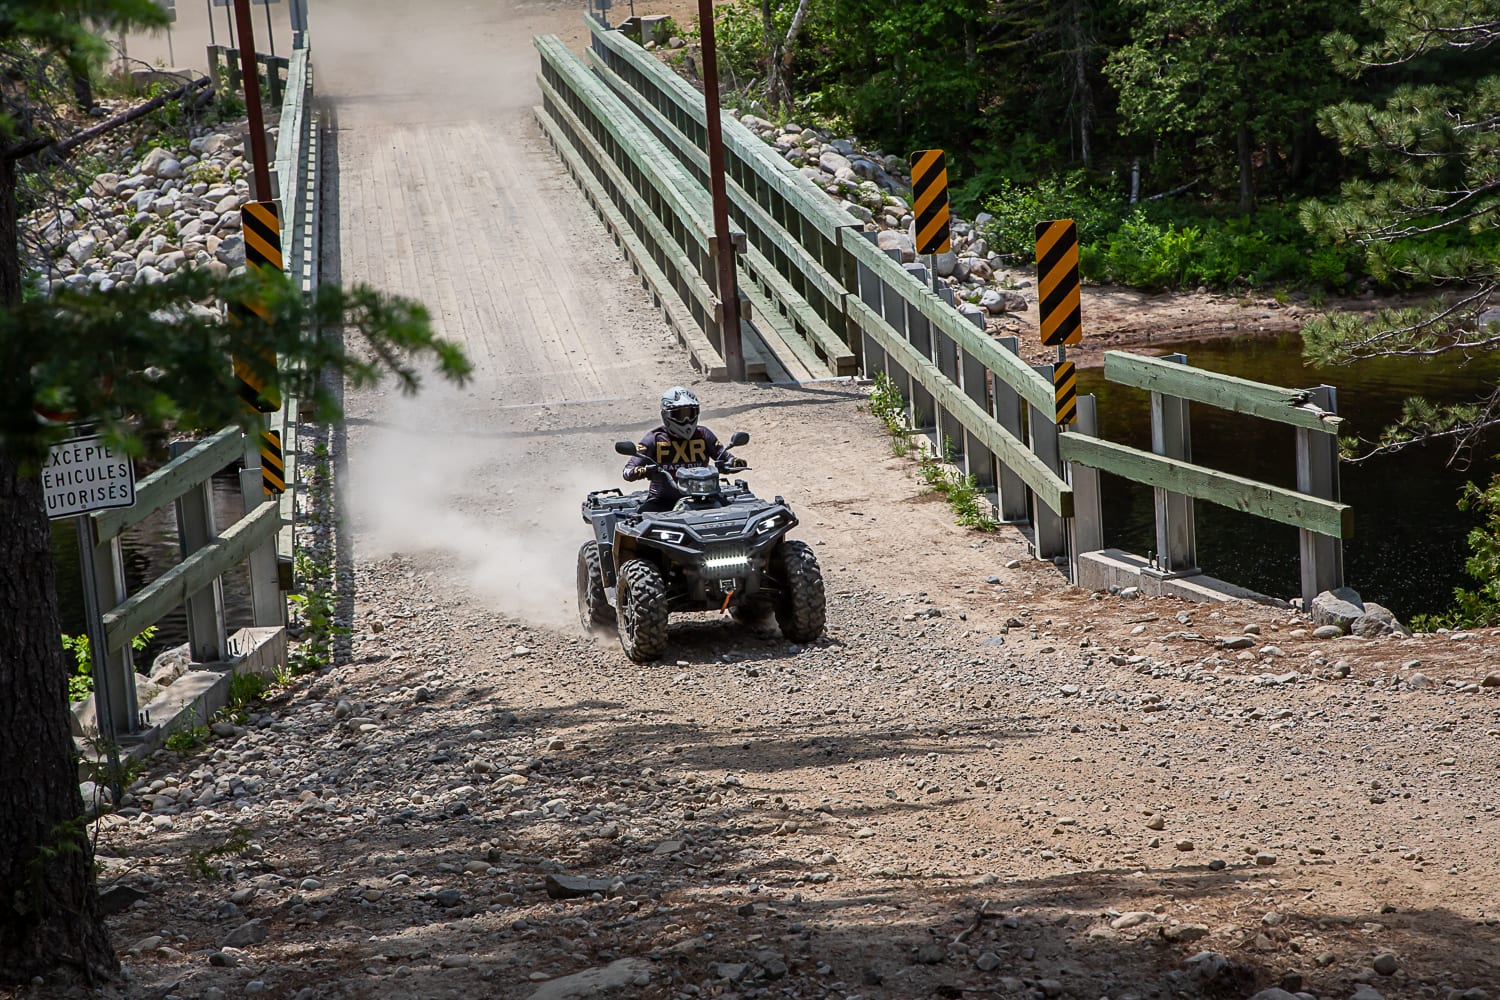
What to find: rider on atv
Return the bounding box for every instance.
[622,387,744,512]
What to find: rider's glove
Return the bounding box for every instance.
[623,464,649,481]
[725,457,748,471]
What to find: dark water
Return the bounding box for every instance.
[1076,332,1500,620]
[51,470,255,665]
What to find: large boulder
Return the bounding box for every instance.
[1352,602,1410,638]
[818,150,852,175]
[876,229,915,261]
[1312,587,1365,630]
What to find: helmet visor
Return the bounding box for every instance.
[664,404,699,425]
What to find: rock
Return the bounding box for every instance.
[980,289,1009,314]
[156,157,184,180]
[128,934,164,953]
[1146,814,1166,830]
[1406,672,1432,690]
[221,919,267,948]
[975,951,1003,971]
[208,951,238,967]
[1255,851,1277,866]
[1249,990,1301,1000]
[1372,952,1399,975]
[877,229,915,261]
[957,302,987,326]
[434,888,463,907]
[1482,673,1500,687]
[912,942,945,964]
[845,203,874,223]
[66,234,97,264]
[1352,602,1409,638]
[1174,839,1194,851]
[714,962,749,981]
[1351,988,1386,1000]
[1313,624,1344,639]
[544,874,615,899]
[934,250,958,278]
[819,150,852,175]
[526,958,652,999]
[136,265,166,285]
[97,883,148,915]
[214,235,245,267]
[139,147,176,176]
[1312,587,1365,629]
[1165,923,1210,942]
[1112,911,1155,929]
[1219,636,1255,650]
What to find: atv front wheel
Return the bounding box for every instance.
[772,540,825,642]
[577,542,615,631]
[617,558,670,662]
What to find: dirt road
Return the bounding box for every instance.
[64,2,1500,999]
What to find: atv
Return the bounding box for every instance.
[577,432,826,662]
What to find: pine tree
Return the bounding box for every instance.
[0,3,469,983]
[1301,0,1500,457]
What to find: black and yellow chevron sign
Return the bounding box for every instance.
[908,149,951,256]
[261,429,285,495]
[1054,360,1078,425]
[231,200,284,414]
[1035,219,1082,347]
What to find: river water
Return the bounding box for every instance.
[1075,332,1500,620]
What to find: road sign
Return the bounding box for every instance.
[1035,219,1081,347]
[260,429,285,494]
[232,198,283,413]
[1054,360,1077,425]
[909,149,951,255]
[42,435,136,520]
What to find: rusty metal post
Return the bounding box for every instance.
[231,0,273,201]
[696,0,744,381]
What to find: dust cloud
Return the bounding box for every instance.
[345,379,624,630]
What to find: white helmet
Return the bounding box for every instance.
[660,386,700,439]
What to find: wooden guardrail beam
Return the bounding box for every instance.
[536,35,724,257]
[839,231,1056,415]
[91,426,243,543]
[1059,433,1353,538]
[588,22,856,242]
[535,104,729,379]
[1104,351,1343,433]
[102,501,281,653]
[849,297,1074,517]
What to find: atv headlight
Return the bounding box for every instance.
[650,528,685,543]
[755,514,784,534]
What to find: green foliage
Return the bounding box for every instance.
[866,372,913,456]
[164,721,209,754]
[1412,472,1500,630]
[1300,0,1499,455]
[228,670,269,708]
[288,442,346,675]
[60,626,157,704]
[184,825,253,881]
[2,267,471,469]
[948,473,1000,531]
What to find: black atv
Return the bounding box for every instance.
[577,432,826,662]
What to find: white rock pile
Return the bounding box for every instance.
[27,123,267,296]
[731,112,1032,323]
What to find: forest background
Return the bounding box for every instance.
[707,0,1497,298]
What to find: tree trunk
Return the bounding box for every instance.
[1,155,21,306]
[1236,123,1254,213]
[0,454,118,986]
[1067,0,1094,169]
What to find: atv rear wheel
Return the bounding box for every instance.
[617,558,670,662]
[772,540,825,642]
[577,542,615,631]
